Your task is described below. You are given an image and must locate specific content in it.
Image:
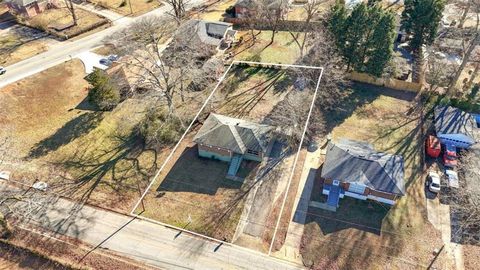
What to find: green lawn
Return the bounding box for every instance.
[233,31,305,64]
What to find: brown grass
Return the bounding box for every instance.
[26,5,107,37]
[1,224,154,270]
[89,0,161,16]
[0,33,52,66]
[299,85,447,269]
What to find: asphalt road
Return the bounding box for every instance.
[0,181,304,270]
[0,1,201,88]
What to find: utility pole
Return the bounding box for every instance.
[129,0,133,15]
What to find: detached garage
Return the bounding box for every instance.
[434,106,480,149]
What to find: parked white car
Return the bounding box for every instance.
[427,171,441,193]
[0,66,6,75]
[445,170,459,188]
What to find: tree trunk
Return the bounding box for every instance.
[464,61,480,91]
[412,48,426,84]
[447,33,479,95]
[66,0,77,26]
[458,1,471,29]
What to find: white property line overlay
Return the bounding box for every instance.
[129,60,324,257]
[268,65,324,255]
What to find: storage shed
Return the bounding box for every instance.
[434,106,480,149]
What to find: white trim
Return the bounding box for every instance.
[367,195,395,205]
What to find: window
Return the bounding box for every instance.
[348,183,366,194]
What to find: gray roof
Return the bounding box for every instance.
[185,20,232,46]
[321,139,405,195]
[6,0,39,6]
[434,106,479,140]
[193,114,272,154]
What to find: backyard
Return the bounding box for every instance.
[299,84,447,269]
[231,31,306,64]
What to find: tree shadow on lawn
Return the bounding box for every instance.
[218,68,295,119]
[28,112,104,159]
[51,131,158,209]
[157,145,258,195]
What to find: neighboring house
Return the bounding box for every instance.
[5,0,58,17]
[321,139,405,207]
[186,20,237,51]
[105,62,138,97]
[434,106,480,149]
[234,0,288,19]
[193,113,273,177]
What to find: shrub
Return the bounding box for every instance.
[86,69,121,111]
[139,108,187,147]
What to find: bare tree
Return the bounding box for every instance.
[289,0,324,57]
[64,0,78,26]
[441,150,480,245]
[260,0,289,46]
[109,17,216,114]
[165,0,189,24]
[447,1,480,95]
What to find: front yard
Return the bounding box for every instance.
[299,85,447,269]
[20,5,109,38]
[0,26,57,66]
[0,60,158,212]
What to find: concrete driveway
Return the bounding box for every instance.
[76,51,109,74]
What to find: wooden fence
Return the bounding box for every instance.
[349,71,423,92]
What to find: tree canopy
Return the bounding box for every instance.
[86,69,121,111]
[401,0,446,51]
[329,2,396,77]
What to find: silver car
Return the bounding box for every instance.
[0,67,6,75]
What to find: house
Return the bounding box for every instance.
[186,20,237,51]
[321,139,405,207]
[233,0,288,19]
[5,0,58,17]
[434,106,480,149]
[193,113,273,177]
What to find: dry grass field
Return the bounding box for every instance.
[89,0,162,16]
[25,5,108,37]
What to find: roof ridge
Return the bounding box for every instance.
[229,125,247,153]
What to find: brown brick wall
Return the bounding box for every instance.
[198,143,232,158]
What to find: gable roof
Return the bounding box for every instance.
[182,20,232,47]
[193,113,272,154]
[321,139,405,195]
[434,106,479,142]
[6,0,39,6]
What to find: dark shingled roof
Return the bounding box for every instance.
[193,114,272,154]
[434,106,479,142]
[321,139,405,195]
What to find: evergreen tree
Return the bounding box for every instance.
[328,2,396,76]
[401,0,445,50]
[366,12,396,77]
[86,69,120,111]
